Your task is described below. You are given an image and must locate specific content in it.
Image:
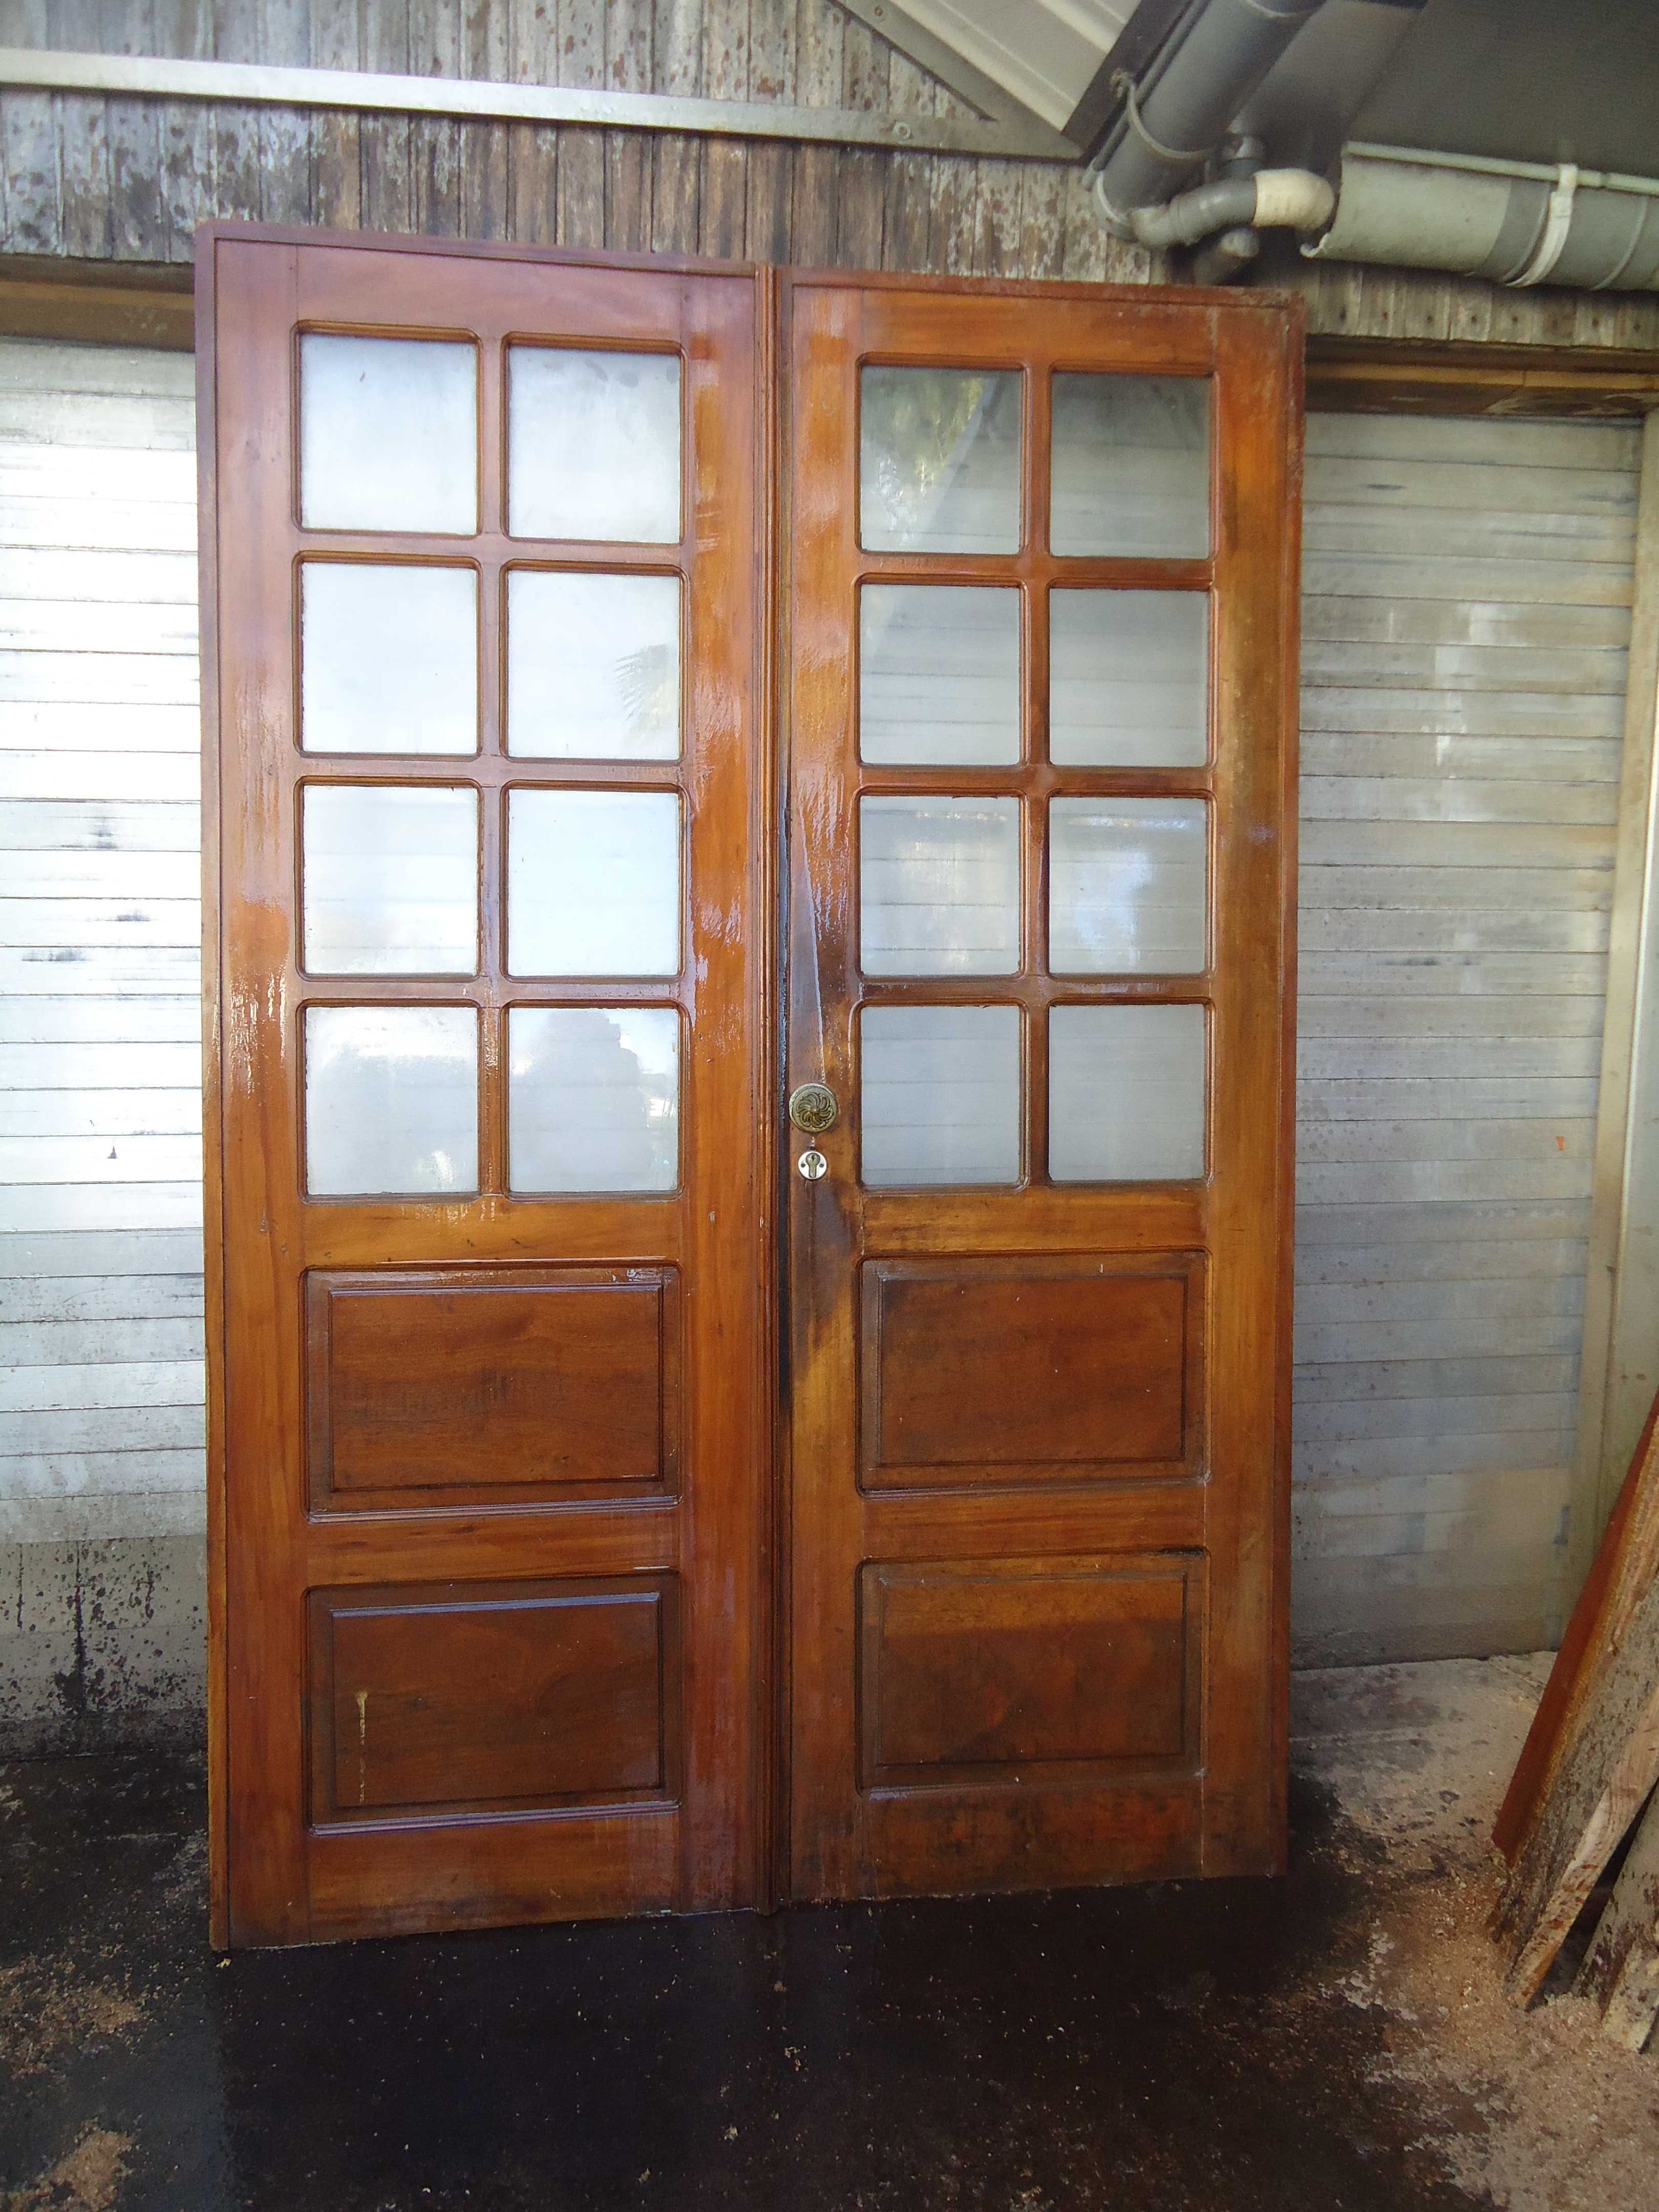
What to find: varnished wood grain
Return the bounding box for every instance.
[308,1575,674,1818]
[859,1553,1197,1785]
[305,1266,679,1508]
[202,230,768,1944]
[861,1257,1201,1486]
[781,274,1300,1902]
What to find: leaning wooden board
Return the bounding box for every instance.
[1492,1387,1659,2014]
[1576,1782,1659,2049]
[1495,1393,1659,1863]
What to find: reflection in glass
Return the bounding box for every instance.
[1050,374,1209,558]
[301,784,478,975]
[1049,590,1208,767]
[301,564,478,756]
[508,348,681,543]
[509,1006,678,1192]
[860,367,1022,554]
[507,789,680,976]
[860,585,1020,765]
[861,1004,1020,1186]
[304,1004,478,1195]
[1049,798,1207,974]
[299,335,477,534]
[507,571,680,759]
[860,796,1020,976]
[1049,1004,1205,1182]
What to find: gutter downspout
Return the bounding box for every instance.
[1090,0,1329,236]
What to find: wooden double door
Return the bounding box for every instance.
[202,230,1299,1946]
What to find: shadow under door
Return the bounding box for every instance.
[202,233,1299,1946]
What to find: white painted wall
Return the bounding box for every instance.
[0,337,203,1546]
[1293,410,1644,1663]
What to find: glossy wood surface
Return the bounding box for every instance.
[202,231,770,1944]
[860,1554,1198,1785]
[861,1257,1201,1485]
[308,1577,674,1818]
[780,273,1301,1901]
[306,1268,680,1508]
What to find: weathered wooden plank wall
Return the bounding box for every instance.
[4,0,1659,352]
[1294,410,1644,1663]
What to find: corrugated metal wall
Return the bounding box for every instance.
[0,340,1647,1670]
[1294,411,1643,1664]
[0,337,202,1548]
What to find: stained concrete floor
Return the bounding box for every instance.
[3,1655,1658,2212]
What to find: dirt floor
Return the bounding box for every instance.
[2,1653,1656,2210]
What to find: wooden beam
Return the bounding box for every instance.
[0,42,1075,162]
[1306,336,1659,419]
[0,254,193,350]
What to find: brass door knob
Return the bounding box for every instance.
[788,1082,839,1134]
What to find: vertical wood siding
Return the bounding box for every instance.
[1293,411,1644,1664]
[0,336,202,1544]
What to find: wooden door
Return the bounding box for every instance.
[780,275,1300,1899]
[202,232,770,1944]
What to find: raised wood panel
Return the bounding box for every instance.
[859,1554,1199,1789]
[860,1256,1202,1490]
[305,1265,679,1510]
[307,1574,676,1822]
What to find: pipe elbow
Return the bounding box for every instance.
[1128,168,1335,250]
[1250,167,1336,232]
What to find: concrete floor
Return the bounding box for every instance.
[3,1656,1657,2212]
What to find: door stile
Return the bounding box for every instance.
[196,230,231,1950]
[1196,305,1302,1874]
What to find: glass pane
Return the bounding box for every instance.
[509,1006,678,1193]
[1049,590,1208,767]
[861,1004,1020,1186]
[507,790,680,976]
[508,348,681,543]
[861,367,1022,554]
[860,585,1020,766]
[301,565,478,756]
[1049,798,1207,975]
[1050,374,1209,558]
[1049,1004,1205,1182]
[860,796,1020,976]
[301,784,478,975]
[300,335,477,535]
[507,571,680,760]
[305,1005,478,1196]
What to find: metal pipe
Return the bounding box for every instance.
[1306,152,1659,291]
[1091,0,1329,235]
